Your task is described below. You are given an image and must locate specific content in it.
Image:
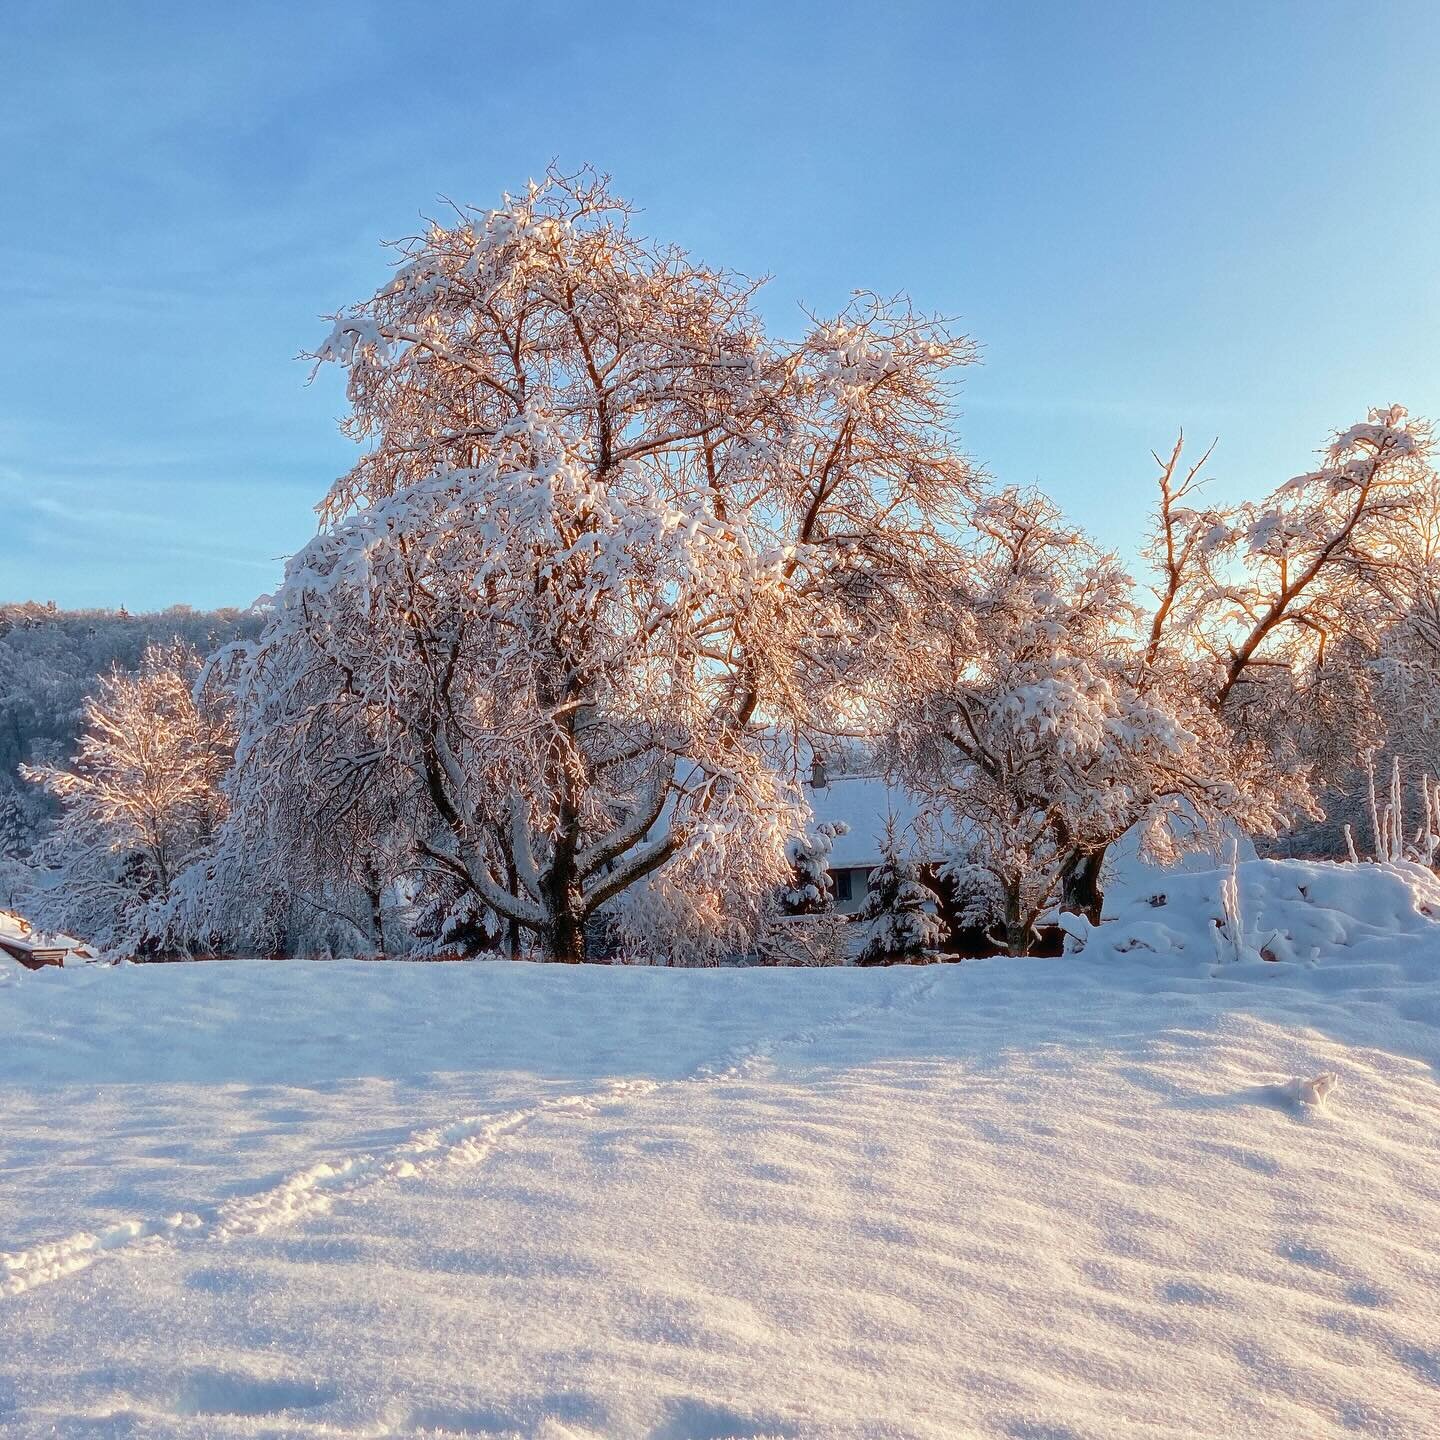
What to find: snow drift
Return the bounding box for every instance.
[2,856,1439,1439]
[1089,856,1440,963]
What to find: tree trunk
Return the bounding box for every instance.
[543,909,587,964]
[1060,847,1106,926]
[1002,882,1029,956]
[504,853,522,962]
[366,884,385,954]
[538,823,586,962]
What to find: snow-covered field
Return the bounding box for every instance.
[3,861,1440,1439]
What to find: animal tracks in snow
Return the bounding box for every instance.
[1,970,940,1301]
[1,1079,658,1299]
[0,1212,204,1296]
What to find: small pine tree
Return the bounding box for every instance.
[781,821,849,915]
[0,788,29,910]
[0,790,27,862]
[857,820,942,965]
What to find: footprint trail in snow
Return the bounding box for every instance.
[2,970,939,1300]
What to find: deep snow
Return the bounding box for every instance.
[3,861,1440,1439]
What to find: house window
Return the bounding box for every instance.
[832,869,852,903]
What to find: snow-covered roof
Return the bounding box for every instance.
[0,910,93,964]
[802,775,932,869]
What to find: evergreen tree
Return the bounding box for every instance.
[781,822,848,915]
[0,790,27,862]
[0,789,29,910]
[857,820,941,965]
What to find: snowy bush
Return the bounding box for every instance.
[781,821,849,915]
[755,910,850,967]
[1087,856,1440,964]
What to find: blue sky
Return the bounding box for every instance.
[4,0,1438,611]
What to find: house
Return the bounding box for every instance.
[0,910,93,969]
[803,757,932,915]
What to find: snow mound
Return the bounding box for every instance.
[1093,858,1440,963]
[1276,1071,1339,1109]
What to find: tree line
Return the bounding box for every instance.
[14,170,1440,963]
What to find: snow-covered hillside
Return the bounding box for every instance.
[3,860,1440,1439]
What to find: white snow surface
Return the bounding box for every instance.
[3,860,1440,1439]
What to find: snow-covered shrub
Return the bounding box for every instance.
[755,910,850,967]
[1337,756,1440,867]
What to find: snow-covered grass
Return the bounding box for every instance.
[3,861,1440,1438]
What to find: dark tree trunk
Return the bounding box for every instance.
[504,853,522,961]
[1060,848,1106,926]
[1002,882,1029,956]
[366,883,385,953]
[538,835,586,962]
[543,908,587,964]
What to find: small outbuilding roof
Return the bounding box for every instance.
[0,910,93,968]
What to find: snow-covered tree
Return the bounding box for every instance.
[0,789,31,910]
[1157,407,1431,712]
[1289,464,1440,856]
[856,819,941,964]
[888,409,1437,948]
[1119,407,1435,883]
[0,789,26,863]
[882,488,1282,952]
[780,820,849,914]
[0,603,258,861]
[227,169,977,962]
[22,642,232,955]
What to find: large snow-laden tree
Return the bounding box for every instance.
[884,489,1284,953]
[22,642,231,955]
[228,170,977,962]
[898,408,1436,945]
